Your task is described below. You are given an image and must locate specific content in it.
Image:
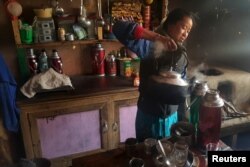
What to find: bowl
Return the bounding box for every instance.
[170,121,195,147]
[33,8,52,18]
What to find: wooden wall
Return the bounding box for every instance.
[1,0,250,165]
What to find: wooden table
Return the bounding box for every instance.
[71,141,219,167]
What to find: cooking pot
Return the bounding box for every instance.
[146,71,189,104]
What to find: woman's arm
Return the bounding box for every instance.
[112,20,150,58]
[135,26,177,51]
[112,20,177,58]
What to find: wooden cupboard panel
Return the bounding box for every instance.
[113,97,138,148]
[37,110,101,159]
[119,105,137,142]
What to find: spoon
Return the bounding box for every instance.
[158,140,172,166]
[158,140,166,156]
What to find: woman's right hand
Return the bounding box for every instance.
[154,34,178,51]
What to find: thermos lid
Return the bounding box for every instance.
[202,89,224,107]
[193,80,208,96]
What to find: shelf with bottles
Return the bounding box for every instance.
[16,39,120,48]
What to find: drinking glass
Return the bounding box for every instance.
[129,157,144,167]
[125,138,138,157]
[144,138,157,155]
[172,141,189,167]
[206,142,219,151]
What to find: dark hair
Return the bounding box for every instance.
[163,8,196,30]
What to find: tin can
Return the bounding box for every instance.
[50,49,63,74]
[197,89,224,151]
[26,48,38,75]
[119,58,132,77]
[105,54,116,76]
[92,43,105,76]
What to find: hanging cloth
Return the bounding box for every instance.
[0,54,20,132]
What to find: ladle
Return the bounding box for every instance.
[54,0,64,17]
[78,0,91,27]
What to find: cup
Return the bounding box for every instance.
[129,157,144,167]
[156,139,174,155]
[144,138,157,155]
[154,154,176,167]
[125,138,138,157]
[172,141,189,167]
[206,142,220,155]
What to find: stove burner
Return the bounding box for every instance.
[199,68,223,76]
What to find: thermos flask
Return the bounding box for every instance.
[92,43,105,76]
[197,89,224,151]
[38,49,49,72]
[26,48,38,76]
[50,49,63,74]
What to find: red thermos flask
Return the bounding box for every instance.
[197,89,224,151]
[92,43,105,76]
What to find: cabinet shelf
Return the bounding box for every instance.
[16,39,120,48]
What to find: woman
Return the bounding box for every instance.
[113,8,195,142]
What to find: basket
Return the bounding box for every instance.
[33,8,52,18]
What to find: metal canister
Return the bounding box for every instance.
[105,53,116,76]
[50,49,63,74]
[26,48,38,75]
[197,89,224,151]
[92,43,105,76]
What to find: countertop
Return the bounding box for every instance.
[17,76,138,105]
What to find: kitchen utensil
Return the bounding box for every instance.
[147,71,189,104]
[153,71,188,86]
[78,0,91,27]
[54,0,64,17]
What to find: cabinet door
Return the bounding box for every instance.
[113,98,138,148]
[21,100,108,167]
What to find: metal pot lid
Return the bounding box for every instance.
[152,71,188,86]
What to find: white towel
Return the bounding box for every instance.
[20,68,73,98]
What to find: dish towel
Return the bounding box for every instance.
[0,54,20,132]
[20,68,74,98]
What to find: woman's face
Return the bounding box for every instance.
[167,16,193,44]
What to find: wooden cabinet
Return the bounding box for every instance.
[114,98,138,146]
[19,87,139,167]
